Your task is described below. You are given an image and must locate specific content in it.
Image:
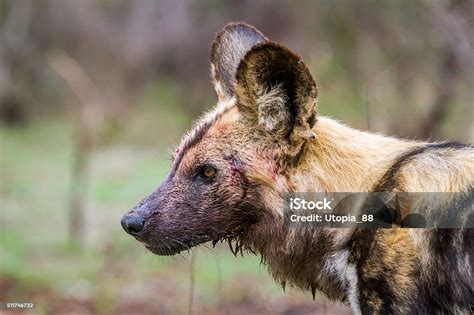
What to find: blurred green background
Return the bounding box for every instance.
[1,1,473,314]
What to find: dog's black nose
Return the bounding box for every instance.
[121,214,146,235]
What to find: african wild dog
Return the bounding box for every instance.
[122,22,474,314]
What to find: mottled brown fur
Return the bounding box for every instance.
[122,22,474,314]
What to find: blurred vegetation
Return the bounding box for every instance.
[0,0,473,314]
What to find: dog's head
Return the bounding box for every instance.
[121,22,317,255]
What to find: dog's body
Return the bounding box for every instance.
[122,23,474,314]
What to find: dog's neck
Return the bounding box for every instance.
[290,116,417,192]
[243,117,418,301]
[242,212,349,301]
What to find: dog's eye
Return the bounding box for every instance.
[199,165,217,179]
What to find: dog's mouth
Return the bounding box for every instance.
[143,230,250,257]
[142,234,216,256]
[140,220,258,256]
[144,244,184,256]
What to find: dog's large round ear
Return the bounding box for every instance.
[210,22,268,102]
[235,42,318,156]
